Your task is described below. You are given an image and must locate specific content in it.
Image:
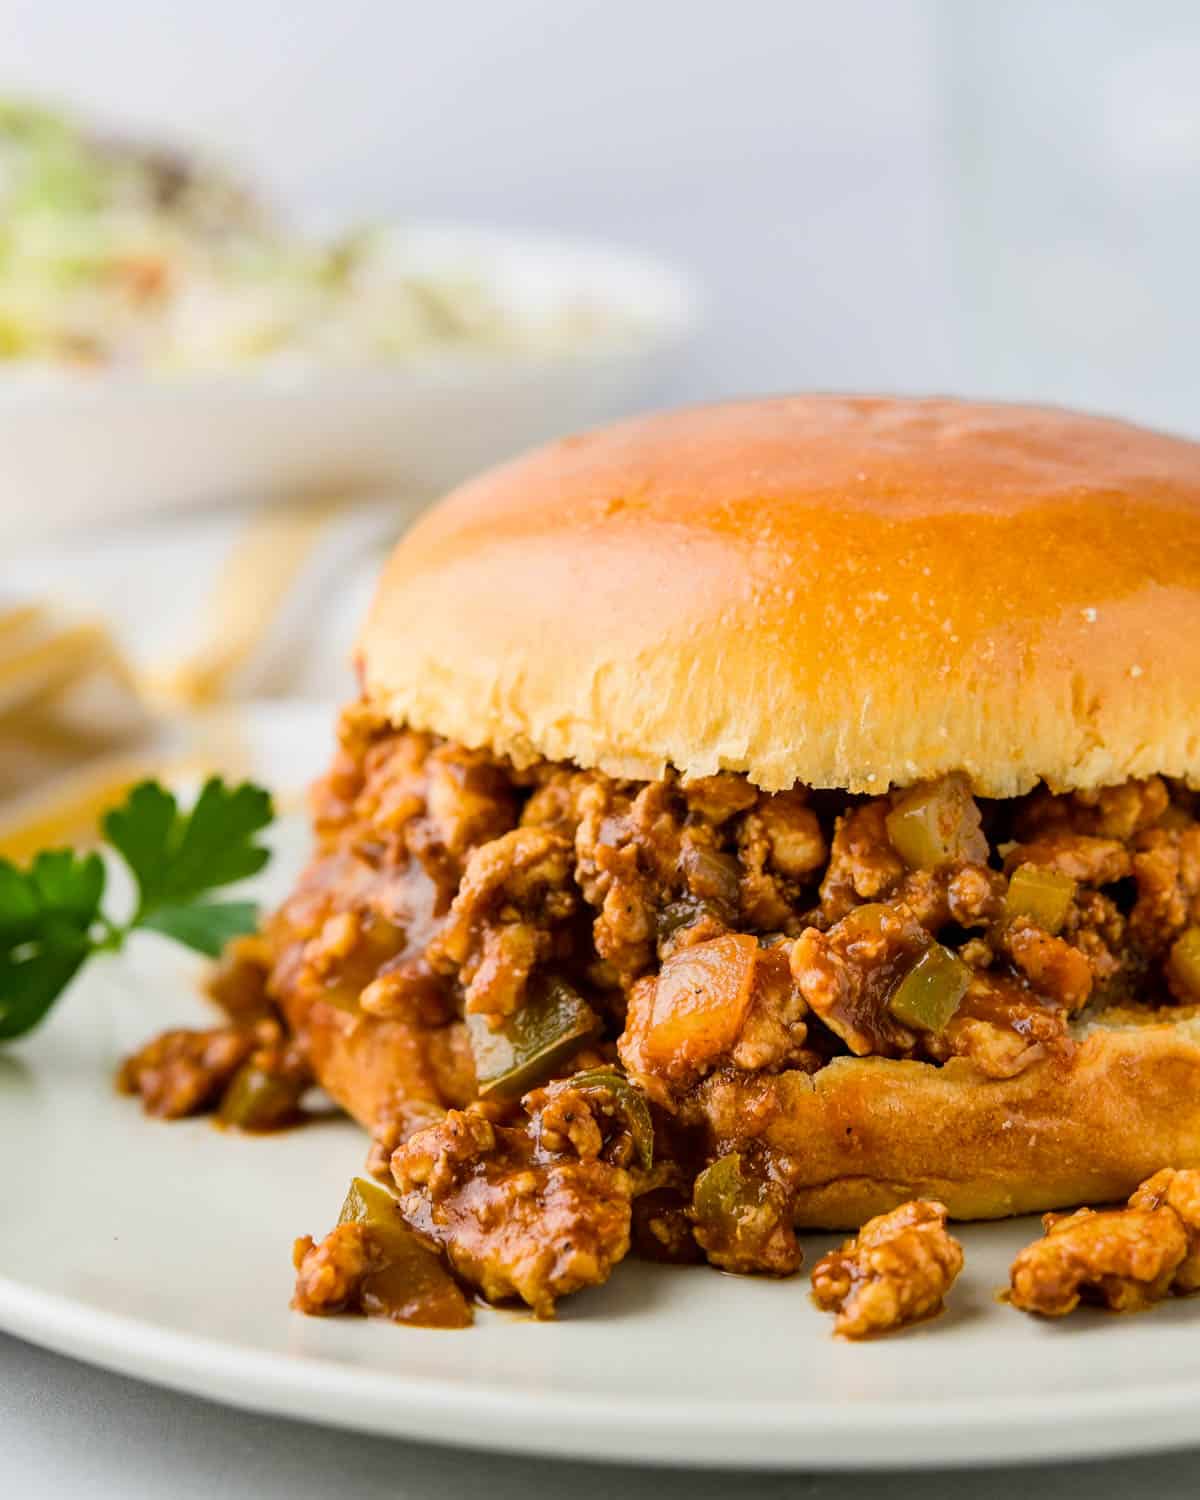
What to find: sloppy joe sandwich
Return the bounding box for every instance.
[135,395,1200,1318]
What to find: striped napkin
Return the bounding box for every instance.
[1,492,423,858]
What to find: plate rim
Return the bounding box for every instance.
[4,1267,1200,1470]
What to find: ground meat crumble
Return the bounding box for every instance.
[119,1013,312,1129]
[120,704,1200,1317]
[391,1103,634,1318]
[811,1200,964,1339]
[1009,1168,1200,1317]
[292,1223,375,1316]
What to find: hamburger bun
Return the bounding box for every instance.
[360,395,1200,798]
[325,397,1200,1233]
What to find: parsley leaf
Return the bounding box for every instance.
[139,899,261,959]
[0,777,274,1041]
[0,850,105,1039]
[104,777,273,930]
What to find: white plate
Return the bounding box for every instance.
[0,226,699,540]
[3,703,1200,1471]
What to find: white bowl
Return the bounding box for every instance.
[0,225,700,538]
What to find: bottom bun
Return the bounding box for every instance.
[283,992,476,1144]
[289,981,1200,1231]
[694,1008,1200,1228]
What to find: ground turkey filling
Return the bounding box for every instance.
[130,704,1200,1315]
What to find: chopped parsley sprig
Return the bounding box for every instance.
[0,777,273,1041]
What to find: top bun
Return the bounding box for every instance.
[359,396,1200,796]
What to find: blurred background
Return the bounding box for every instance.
[3,0,1200,839]
[8,0,1200,425]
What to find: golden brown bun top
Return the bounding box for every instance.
[360,396,1200,795]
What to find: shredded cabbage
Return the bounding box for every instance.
[0,101,618,372]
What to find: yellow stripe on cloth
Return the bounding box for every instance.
[145,495,352,711]
[0,602,47,642]
[0,751,203,862]
[0,717,303,862]
[0,620,122,714]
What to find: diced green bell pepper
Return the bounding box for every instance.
[565,1068,654,1170]
[337,1177,471,1328]
[1004,864,1077,935]
[467,975,600,1100]
[887,943,969,1034]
